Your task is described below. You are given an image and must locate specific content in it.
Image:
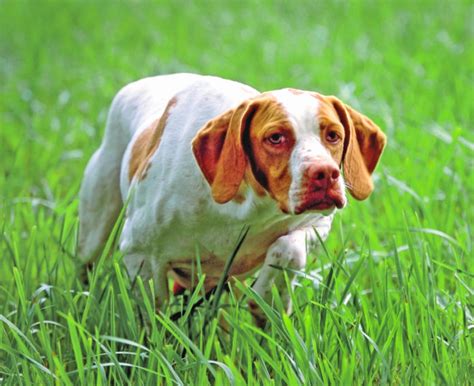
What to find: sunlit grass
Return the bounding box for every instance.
[1,0,472,384]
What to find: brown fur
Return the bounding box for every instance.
[315,94,386,200]
[128,97,177,181]
[315,97,346,165]
[192,96,296,210]
[244,97,295,212]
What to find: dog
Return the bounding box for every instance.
[78,73,386,322]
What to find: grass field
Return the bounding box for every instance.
[1,0,473,384]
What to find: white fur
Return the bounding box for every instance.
[78,74,339,314]
[269,90,348,214]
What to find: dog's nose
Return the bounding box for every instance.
[307,163,340,190]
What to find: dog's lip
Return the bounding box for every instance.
[309,200,338,210]
[294,200,336,214]
[293,191,345,214]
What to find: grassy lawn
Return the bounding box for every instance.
[1,0,472,384]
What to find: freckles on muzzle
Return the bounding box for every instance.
[292,161,347,214]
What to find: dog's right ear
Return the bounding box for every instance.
[192,99,260,203]
[328,96,387,200]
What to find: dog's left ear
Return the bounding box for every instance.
[329,96,387,200]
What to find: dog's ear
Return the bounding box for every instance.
[192,99,260,203]
[329,96,387,200]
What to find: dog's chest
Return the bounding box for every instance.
[165,219,296,289]
[148,208,294,262]
[127,202,331,289]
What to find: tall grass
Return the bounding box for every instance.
[1,0,472,384]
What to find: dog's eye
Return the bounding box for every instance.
[326,130,341,144]
[267,133,286,145]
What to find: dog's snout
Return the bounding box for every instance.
[306,163,340,190]
[292,159,345,214]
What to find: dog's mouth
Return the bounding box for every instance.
[293,190,346,215]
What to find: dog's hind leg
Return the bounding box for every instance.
[78,94,131,270]
[78,146,123,264]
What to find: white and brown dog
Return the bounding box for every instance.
[78,73,386,320]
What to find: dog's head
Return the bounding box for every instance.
[192,89,386,214]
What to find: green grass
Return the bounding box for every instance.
[1,0,473,384]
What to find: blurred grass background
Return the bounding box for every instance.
[0,0,473,384]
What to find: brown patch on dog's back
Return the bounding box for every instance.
[129,97,177,181]
[128,119,158,181]
[287,88,305,96]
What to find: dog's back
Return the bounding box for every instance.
[78,73,201,262]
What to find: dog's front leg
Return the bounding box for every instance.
[248,218,334,326]
[249,230,308,325]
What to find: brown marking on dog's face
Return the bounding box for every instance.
[128,97,177,181]
[243,97,296,212]
[192,95,296,211]
[313,95,347,166]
